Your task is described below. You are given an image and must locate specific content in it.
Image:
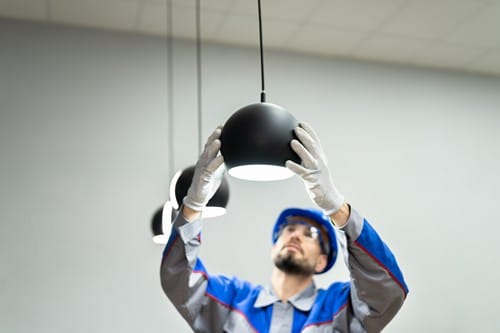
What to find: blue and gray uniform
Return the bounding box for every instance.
[160,207,408,332]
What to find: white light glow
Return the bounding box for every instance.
[162,201,174,235]
[169,170,183,210]
[152,234,168,245]
[228,165,294,181]
[202,207,226,218]
[152,201,174,245]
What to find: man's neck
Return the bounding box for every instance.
[271,268,314,302]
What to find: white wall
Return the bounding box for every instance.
[1,19,500,332]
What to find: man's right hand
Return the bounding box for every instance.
[182,127,225,220]
[286,122,345,215]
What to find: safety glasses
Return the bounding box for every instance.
[277,221,329,255]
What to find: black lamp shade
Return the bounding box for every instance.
[151,203,177,244]
[172,165,230,215]
[151,207,164,237]
[220,102,300,180]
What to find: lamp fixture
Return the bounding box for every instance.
[150,0,175,245]
[169,0,229,217]
[151,207,164,244]
[220,0,300,181]
[170,166,229,218]
[151,201,176,244]
[152,0,230,245]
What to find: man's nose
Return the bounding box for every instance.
[289,229,303,240]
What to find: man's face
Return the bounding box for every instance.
[271,217,328,276]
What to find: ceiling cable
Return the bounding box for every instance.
[258,0,266,103]
[196,0,202,155]
[167,0,174,178]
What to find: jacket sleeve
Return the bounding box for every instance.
[159,212,230,332]
[338,206,409,332]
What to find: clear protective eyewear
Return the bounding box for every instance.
[277,221,329,255]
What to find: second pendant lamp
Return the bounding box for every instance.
[171,0,229,217]
[220,0,300,182]
[170,166,230,218]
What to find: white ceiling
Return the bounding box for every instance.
[1,0,500,76]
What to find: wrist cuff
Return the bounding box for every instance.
[182,196,204,212]
[323,194,345,215]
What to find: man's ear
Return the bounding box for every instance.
[314,254,328,273]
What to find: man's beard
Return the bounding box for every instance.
[273,251,315,276]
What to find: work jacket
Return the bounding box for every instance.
[160,207,408,332]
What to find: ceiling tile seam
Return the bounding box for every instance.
[425,0,494,46]
[302,22,377,35]
[46,0,52,20]
[170,3,188,38]
[279,25,304,50]
[406,1,494,65]
[219,11,308,26]
[210,1,238,41]
[283,0,375,36]
[219,0,322,39]
[170,0,194,11]
[280,0,329,49]
[347,0,414,56]
[169,2,235,43]
[44,0,136,34]
[134,0,147,31]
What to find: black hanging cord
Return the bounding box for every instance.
[196,0,202,154]
[167,0,174,178]
[258,0,266,103]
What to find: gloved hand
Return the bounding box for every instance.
[286,122,345,215]
[183,127,225,212]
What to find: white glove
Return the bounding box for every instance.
[286,122,345,215]
[183,127,225,212]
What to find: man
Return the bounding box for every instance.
[160,122,408,332]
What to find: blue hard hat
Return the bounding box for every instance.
[272,207,338,274]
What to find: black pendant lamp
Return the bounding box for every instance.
[151,0,175,245]
[220,0,300,181]
[152,0,235,244]
[170,165,230,217]
[151,206,164,244]
[169,0,229,218]
[151,201,177,244]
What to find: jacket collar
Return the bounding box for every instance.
[254,282,318,312]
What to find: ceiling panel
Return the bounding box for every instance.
[379,0,488,40]
[193,9,229,41]
[212,13,258,47]
[309,0,407,32]
[168,4,196,39]
[231,0,322,22]
[286,25,367,57]
[0,0,499,77]
[49,0,140,31]
[0,0,47,21]
[137,1,166,36]
[446,1,500,48]
[352,34,430,63]
[171,0,234,11]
